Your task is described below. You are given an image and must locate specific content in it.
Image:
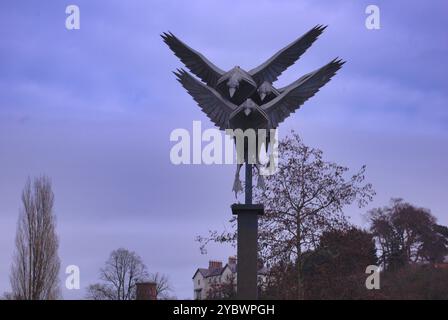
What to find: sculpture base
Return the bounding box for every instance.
[231,203,264,300]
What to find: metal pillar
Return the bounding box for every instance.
[231,163,264,300]
[245,163,253,204]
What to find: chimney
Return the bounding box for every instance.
[228,256,237,266]
[136,282,157,300]
[208,260,223,271]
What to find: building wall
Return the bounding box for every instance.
[193,265,268,300]
[193,272,204,300]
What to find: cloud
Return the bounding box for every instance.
[0,0,447,299]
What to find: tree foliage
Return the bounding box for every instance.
[368,199,448,270]
[198,132,375,298]
[261,227,377,299]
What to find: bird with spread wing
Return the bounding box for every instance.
[163,26,345,195]
[162,25,327,105]
[174,58,344,194]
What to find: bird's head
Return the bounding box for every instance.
[257,81,274,102]
[217,67,257,102]
[227,72,240,98]
[241,99,257,116]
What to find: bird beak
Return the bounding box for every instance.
[244,108,251,116]
[260,92,266,101]
[229,87,236,98]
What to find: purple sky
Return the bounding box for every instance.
[0,0,447,299]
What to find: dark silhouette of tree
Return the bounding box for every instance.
[379,265,448,299]
[368,199,448,270]
[302,227,377,299]
[10,176,61,300]
[86,248,173,300]
[198,132,375,299]
[426,224,448,263]
[148,272,173,299]
[86,248,148,300]
[261,227,377,299]
[261,261,297,300]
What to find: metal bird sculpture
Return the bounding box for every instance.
[163,26,344,196]
[174,59,344,193]
[162,25,327,105]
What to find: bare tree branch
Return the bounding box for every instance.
[86,248,149,300]
[197,132,375,299]
[10,176,61,300]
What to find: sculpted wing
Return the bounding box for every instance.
[249,25,327,86]
[163,32,225,87]
[262,58,345,128]
[174,69,236,130]
[276,73,311,93]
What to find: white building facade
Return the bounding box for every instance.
[192,257,268,300]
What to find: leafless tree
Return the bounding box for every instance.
[148,272,173,299]
[1,292,14,300]
[86,248,149,300]
[85,283,116,300]
[198,132,375,299]
[10,176,61,300]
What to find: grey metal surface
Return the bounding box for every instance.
[245,163,253,205]
[232,200,264,300]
